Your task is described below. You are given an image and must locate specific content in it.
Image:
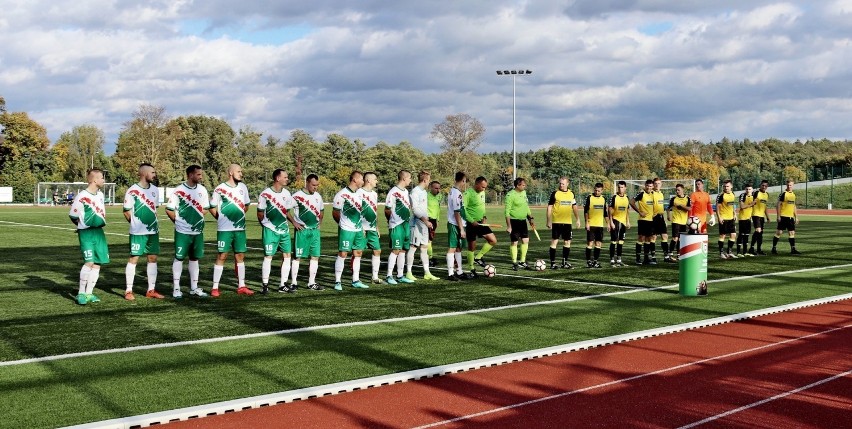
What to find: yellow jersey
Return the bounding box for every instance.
[752,190,769,217]
[738,192,754,220]
[653,190,666,215]
[634,191,655,221]
[584,194,608,227]
[716,192,736,220]
[668,195,691,225]
[778,191,796,217]
[609,194,630,224]
[548,189,577,224]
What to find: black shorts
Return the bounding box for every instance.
[465,222,493,240]
[719,219,736,235]
[671,223,687,239]
[738,220,752,234]
[509,219,529,242]
[752,216,765,231]
[637,220,654,237]
[586,226,604,242]
[652,215,667,235]
[428,217,437,241]
[777,216,796,231]
[610,220,627,242]
[551,223,573,240]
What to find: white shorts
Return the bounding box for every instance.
[410,220,430,246]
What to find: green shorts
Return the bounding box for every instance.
[174,231,205,261]
[447,223,468,249]
[338,228,366,252]
[78,228,110,265]
[262,227,292,256]
[217,230,247,253]
[365,230,381,251]
[389,222,410,250]
[129,233,160,256]
[295,228,321,259]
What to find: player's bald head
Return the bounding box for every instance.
[228,164,241,174]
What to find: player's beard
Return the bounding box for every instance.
[151,176,159,187]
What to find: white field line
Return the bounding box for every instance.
[61,294,852,429]
[677,369,852,429]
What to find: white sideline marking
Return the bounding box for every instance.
[677,369,852,428]
[414,323,852,428]
[60,294,852,429]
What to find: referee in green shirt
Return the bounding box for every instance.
[505,177,535,270]
[427,180,441,266]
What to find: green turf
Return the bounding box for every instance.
[0,205,850,428]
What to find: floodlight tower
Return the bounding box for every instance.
[496,69,532,181]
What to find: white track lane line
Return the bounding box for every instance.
[414,324,851,428]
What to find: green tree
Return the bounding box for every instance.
[54,125,106,181]
[0,110,50,173]
[170,115,236,186]
[114,105,181,185]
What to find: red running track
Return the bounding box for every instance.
[167,301,852,429]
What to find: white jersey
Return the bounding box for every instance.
[410,185,429,223]
[69,189,106,230]
[333,186,363,232]
[211,182,250,232]
[123,183,159,235]
[447,187,465,227]
[385,185,412,229]
[257,187,294,235]
[291,190,324,229]
[166,183,210,235]
[358,188,379,231]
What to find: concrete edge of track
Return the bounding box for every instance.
[61,292,852,429]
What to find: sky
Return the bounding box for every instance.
[2,0,851,154]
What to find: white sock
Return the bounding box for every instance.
[212,264,223,289]
[335,256,345,283]
[420,248,431,276]
[188,260,199,290]
[406,248,416,275]
[352,256,361,282]
[308,259,318,285]
[236,262,245,288]
[396,252,405,277]
[372,255,381,279]
[125,263,136,292]
[85,267,100,294]
[79,265,92,294]
[280,257,291,287]
[387,253,397,278]
[147,262,157,291]
[447,253,455,275]
[291,259,300,285]
[172,259,183,290]
[455,252,463,275]
[262,257,272,284]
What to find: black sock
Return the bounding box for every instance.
[617,243,623,257]
[549,247,556,263]
[727,240,734,252]
[635,243,642,259]
[563,246,570,260]
[609,243,615,260]
[719,240,725,253]
[585,247,592,261]
[669,239,676,252]
[750,232,757,249]
[594,247,601,260]
[742,234,749,252]
[651,242,657,258]
[643,243,651,258]
[661,241,669,256]
[789,238,796,249]
[757,231,764,250]
[772,236,779,249]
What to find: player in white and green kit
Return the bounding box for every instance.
[69,169,109,305]
[359,172,384,284]
[446,172,469,281]
[166,165,210,298]
[123,163,164,301]
[210,164,253,296]
[289,174,325,291]
[333,171,368,290]
[384,170,413,284]
[257,169,295,294]
[408,171,439,280]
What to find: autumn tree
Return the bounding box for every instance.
[54,125,106,181]
[431,113,485,176]
[114,105,181,185]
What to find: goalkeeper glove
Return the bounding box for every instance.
[708,216,716,227]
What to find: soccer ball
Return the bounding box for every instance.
[534,259,547,271]
[483,264,496,278]
[687,216,701,232]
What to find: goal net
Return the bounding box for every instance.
[614,179,696,202]
[35,182,117,206]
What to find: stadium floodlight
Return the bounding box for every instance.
[496,68,533,180]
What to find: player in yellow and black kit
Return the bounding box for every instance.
[666,183,691,261]
[748,180,771,255]
[608,181,631,267]
[715,180,738,259]
[652,178,673,262]
[772,179,801,255]
[546,177,581,269]
[629,179,656,265]
[584,183,609,268]
[736,184,756,257]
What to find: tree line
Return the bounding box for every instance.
[2,98,851,203]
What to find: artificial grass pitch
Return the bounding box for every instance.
[0,206,850,428]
